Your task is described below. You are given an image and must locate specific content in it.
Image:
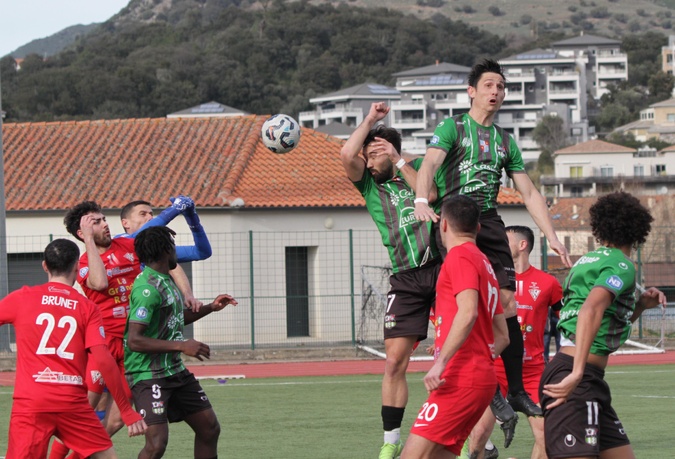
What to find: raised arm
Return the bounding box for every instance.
[175,198,212,262]
[128,195,195,238]
[80,215,108,291]
[512,173,572,268]
[184,294,238,325]
[414,147,446,223]
[340,102,390,182]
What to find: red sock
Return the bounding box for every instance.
[48,441,70,459]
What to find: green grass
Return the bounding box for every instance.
[0,365,674,458]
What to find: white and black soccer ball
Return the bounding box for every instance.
[261,114,301,154]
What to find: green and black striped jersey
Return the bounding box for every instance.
[124,266,186,387]
[429,113,525,212]
[353,158,440,273]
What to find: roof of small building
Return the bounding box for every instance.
[167,101,248,118]
[554,139,635,155]
[551,34,620,47]
[2,116,524,212]
[310,82,399,103]
[392,62,472,78]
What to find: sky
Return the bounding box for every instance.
[0,0,130,57]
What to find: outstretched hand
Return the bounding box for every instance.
[210,294,238,312]
[549,238,573,268]
[170,195,195,214]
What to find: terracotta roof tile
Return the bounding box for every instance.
[2,116,523,211]
[554,139,635,155]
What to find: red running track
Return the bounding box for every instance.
[1,351,674,387]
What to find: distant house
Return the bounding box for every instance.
[2,115,532,348]
[167,101,248,118]
[542,139,675,197]
[614,98,675,144]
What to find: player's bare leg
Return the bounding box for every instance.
[400,433,456,459]
[468,408,496,458]
[103,398,126,436]
[184,408,220,458]
[381,335,417,457]
[498,289,541,417]
[599,444,637,459]
[89,447,118,459]
[527,415,546,459]
[138,423,170,459]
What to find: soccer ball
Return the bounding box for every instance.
[261,114,301,154]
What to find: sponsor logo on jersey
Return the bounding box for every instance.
[79,267,89,278]
[384,314,397,329]
[124,252,136,264]
[413,423,428,428]
[32,367,84,385]
[564,434,576,447]
[142,288,151,298]
[461,137,472,148]
[106,266,136,278]
[574,255,600,266]
[99,326,106,338]
[136,307,148,319]
[430,135,440,145]
[618,262,629,270]
[585,428,598,446]
[479,138,490,153]
[48,285,71,295]
[459,160,472,174]
[496,145,507,158]
[529,282,541,301]
[461,179,487,194]
[398,207,417,229]
[152,401,165,415]
[90,370,103,385]
[606,275,624,290]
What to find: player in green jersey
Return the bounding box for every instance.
[341,102,441,459]
[413,58,571,419]
[125,226,237,459]
[540,191,665,459]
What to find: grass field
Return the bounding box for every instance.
[0,365,674,458]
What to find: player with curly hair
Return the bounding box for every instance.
[540,191,666,459]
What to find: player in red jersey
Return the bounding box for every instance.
[466,225,562,459]
[0,239,146,458]
[401,195,509,459]
[57,200,194,459]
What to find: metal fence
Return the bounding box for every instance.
[0,226,673,353]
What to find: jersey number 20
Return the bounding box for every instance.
[36,313,77,360]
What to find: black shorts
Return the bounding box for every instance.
[433,208,515,291]
[131,369,213,425]
[476,209,515,291]
[384,258,440,341]
[539,353,630,458]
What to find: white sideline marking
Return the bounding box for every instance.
[195,374,245,381]
[631,395,675,399]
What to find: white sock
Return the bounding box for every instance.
[384,428,401,444]
[485,439,495,450]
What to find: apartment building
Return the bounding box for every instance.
[661,35,675,75]
[541,139,675,198]
[614,98,675,143]
[299,34,627,157]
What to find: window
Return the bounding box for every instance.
[634,165,644,177]
[285,247,310,337]
[668,114,675,122]
[571,186,583,197]
[600,166,614,177]
[570,166,583,178]
[656,164,667,175]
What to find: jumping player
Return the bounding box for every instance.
[341,102,441,458]
[125,226,237,458]
[413,58,571,418]
[0,239,146,458]
[401,195,509,459]
[467,225,562,459]
[540,191,665,459]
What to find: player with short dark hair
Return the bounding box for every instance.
[401,195,509,459]
[341,102,441,458]
[540,191,665,459]
[0,239,146,458]
[125,226,237,459]
[413,58,572,419]
[467,225,562,459]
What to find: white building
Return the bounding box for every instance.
[542,139,675,198]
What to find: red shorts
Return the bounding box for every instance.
[496,361,544,404]
[410,383,494,456]
[86,335,127,395]
[6,409,112,458]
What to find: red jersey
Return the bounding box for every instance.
[77,237,141,338]
[0,282,106,412]
[497,266,562,370]
[434,242,503,389]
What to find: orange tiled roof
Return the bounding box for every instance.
[2,116,523,210]
[554,139,635,155]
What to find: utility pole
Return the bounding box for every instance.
[0,70,11,352]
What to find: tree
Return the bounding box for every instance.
[532,115,569,154]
